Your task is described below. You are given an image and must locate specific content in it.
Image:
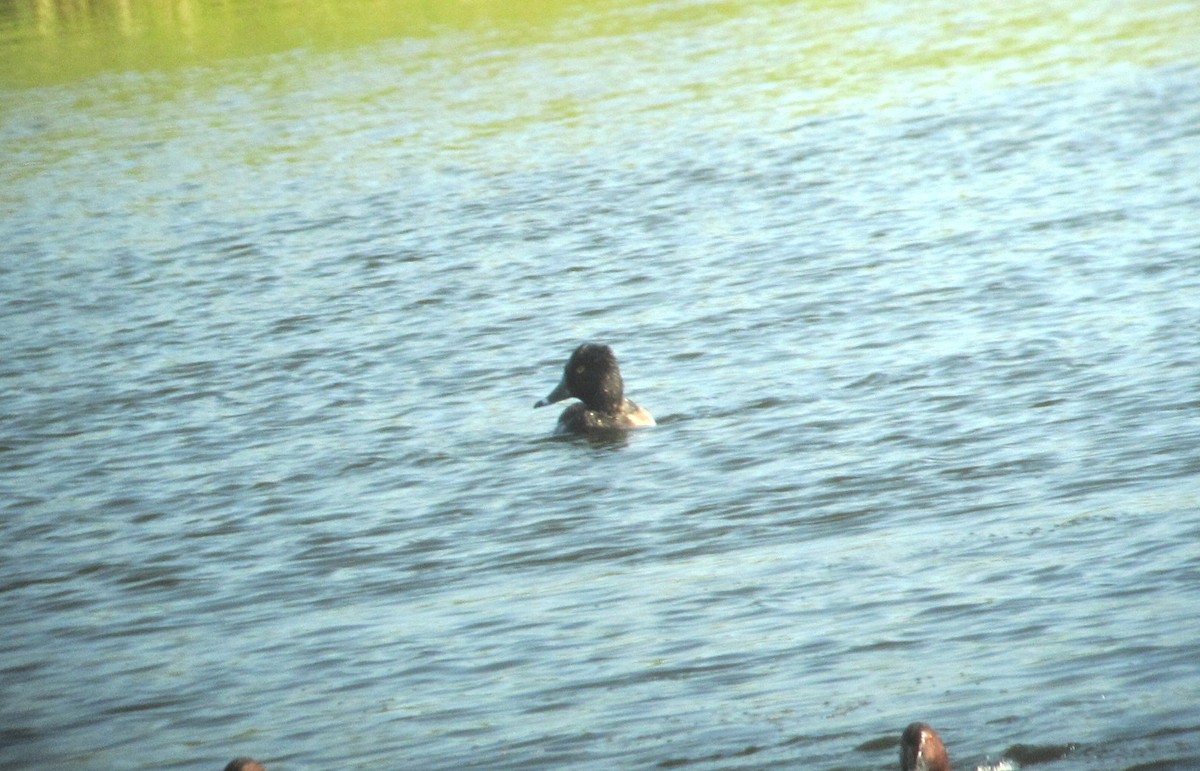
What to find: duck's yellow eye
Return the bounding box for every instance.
[576,366,585,374]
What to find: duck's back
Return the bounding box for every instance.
[555,399,655,435]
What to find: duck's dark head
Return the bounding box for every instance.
[535,343,625,413]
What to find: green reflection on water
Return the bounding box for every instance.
[0,0,641,88]
[2,0,1198,93]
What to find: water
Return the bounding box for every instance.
[2,1,1199,769]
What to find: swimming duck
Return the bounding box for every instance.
[534,343,655,435]
[901,722,951,771]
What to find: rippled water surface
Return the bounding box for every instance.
[3,1,1200,769]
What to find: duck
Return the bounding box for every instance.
[224,759,265,771]
[901,722,951,771]
[534,343,655,435]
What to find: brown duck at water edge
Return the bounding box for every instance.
[901,723,951,771]
[534,343,655,435]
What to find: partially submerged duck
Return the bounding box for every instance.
[901,722,951,771]
[535,343,655,435]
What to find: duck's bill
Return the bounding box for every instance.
[534,378,570,408]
